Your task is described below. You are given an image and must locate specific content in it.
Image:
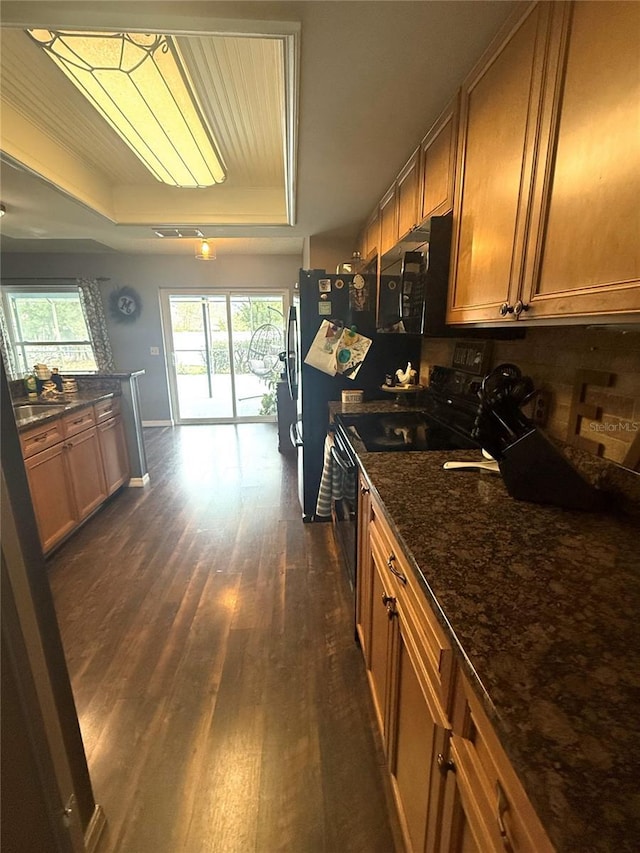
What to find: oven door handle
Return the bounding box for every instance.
[330,444,354,473]
[290,423,303,447]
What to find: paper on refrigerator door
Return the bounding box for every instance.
[304,319,341,375]
[335,328,372,379]
[303,320,372,379]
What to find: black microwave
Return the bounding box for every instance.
[377,213,452,336]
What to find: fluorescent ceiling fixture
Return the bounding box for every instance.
[26,29,226,188]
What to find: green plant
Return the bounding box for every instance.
[259,374,279,416]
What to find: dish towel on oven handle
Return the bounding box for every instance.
[315,433,355,518]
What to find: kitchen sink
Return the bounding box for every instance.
[13,403,66,419]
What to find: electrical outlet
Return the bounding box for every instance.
[150,346,160,356]
[530,390,550,426]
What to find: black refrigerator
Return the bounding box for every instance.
[285,269,421,520]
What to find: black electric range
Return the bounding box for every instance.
[334,409,476,453]
[334,365,482,454]
[330,365,481,595]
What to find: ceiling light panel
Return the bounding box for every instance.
[26,29,227,188]
[176,35,285,186]
[153,227,205,238]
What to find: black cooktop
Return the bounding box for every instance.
[335,410,477,453]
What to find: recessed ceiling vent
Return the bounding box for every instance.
[152,227,205,238]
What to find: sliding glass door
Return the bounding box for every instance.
[161,290,288,423]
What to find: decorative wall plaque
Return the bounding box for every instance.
[451,340,492,375]
[109,286,142,323]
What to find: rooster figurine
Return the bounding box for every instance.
[395,362,417,386]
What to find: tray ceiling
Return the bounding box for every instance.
[0,27,291,222]
[0,2,518,258]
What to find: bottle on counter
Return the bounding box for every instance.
[50,367,63,391]
[23,373,38,398]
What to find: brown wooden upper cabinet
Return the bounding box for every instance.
[523,1,640,320]
[363,206,380,262]
[448,1,640,325]
[420,95,459,221]
[396,148,420,241]
[448,2,555,325]
[379,183,399,257]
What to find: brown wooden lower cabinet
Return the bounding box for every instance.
[358,476,553,853]
[443,671,554,853]
[65,426,108,521]
[20,399,130,554]
[23,441,77,553]
[97,415,130,495]
[389,620,450,853]
[355,477,372,653]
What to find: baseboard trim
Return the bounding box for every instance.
[84,804,107,853]
[127,474,150,488]
[142,419,173,427]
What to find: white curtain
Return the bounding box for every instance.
[77,278,115,372]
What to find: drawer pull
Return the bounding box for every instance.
[71,418,86,425]
[387,554,407,585]
[34,435,49,443]
[496,781,514,852]
[437,753,456,776]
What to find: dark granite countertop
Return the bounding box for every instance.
[13,392,116,432]
[353,441,639,853]
[329,399,423,420]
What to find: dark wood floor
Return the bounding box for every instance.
[48,424,402,853]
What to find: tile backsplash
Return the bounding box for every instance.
[420,325,640,468]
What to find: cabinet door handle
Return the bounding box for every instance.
[513,300,529,317]
[381,594,397,619]
[437,753,456,776]
[499,302,514,316]
[496,781,514,852]
[387,554,407,585]
[360,485,370,495]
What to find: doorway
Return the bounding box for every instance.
[160,290,289,423]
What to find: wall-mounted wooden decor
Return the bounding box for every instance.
[566,369,614,456]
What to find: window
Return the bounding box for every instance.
[1,286,98,374]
